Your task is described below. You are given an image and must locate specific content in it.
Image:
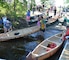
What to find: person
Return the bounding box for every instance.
[54,6,57,16]
[26,10,30,25]
[2,16,12,33]
[42,2,45,11]
[37,16,46,37]
[59,6,63,16]
[66,15,69,26]
[0,17,3,31]
[63,27,69,40]
[40,16,46,32]
[32,6,35,14]
[0,17,3,25]
[47,9,49,16]
[37,15,41,27]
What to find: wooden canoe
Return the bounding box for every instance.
[55,16,66,30]
[55,26,66,30]
[58,17,64,23]
[29,15,61,25]
[26,31,65,60]
[0,26,40,41]
[55,23,66,30]
[46,15,61,24]
[59,40,69,60]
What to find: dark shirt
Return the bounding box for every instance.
[0,20,3,24]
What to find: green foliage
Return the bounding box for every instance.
[66,0,69,3]
[41,0,49,3]
[0,0,27,21]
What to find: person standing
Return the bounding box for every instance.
[2,16,12,33]
[40,16,46,32]
[42,2,45,11]
[37,16,46,37]
[54,6,57,16]
[26,10,30,25]
[32,6,35,14]
[47,9,49,16]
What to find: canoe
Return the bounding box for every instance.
[30,11,43,17]
[59,40,69,60]
[55,23,66,30]
[26,31,65,60]
[46,15,61,24]
[58,17,64,23]
[54,16,66,30]
[0,26,40,41]
[29,15,61,25]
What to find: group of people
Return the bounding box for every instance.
[26,9,47,36]
[0,16,12,33]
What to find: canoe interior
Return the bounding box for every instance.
[32,40,60,56]
[26,31,65,60]
[32,32,64,56]
[48,36,62,44]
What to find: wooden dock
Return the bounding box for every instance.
[59,40,69,60]
[0,26,40,41]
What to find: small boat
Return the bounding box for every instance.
[0,26,40,41]
[58,17,64,23]
[59,40,69,60]
[26,31,65,60]
[55,23,66,30]
[30,15,61,25]
[46,15,61,24]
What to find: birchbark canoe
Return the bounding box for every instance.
[26,31,65,60]
[0,26,40,41]
[46,15,61,24]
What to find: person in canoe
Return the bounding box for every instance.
[2,16,12,33]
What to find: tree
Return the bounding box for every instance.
[66,0,69,3]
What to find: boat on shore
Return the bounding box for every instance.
[26,31,65,60]
[0,26,40,41]
[29,15,61,26]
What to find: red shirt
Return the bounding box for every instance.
[63,28,69,40]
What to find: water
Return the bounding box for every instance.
[0,29,63,60]
[0,21,64,60]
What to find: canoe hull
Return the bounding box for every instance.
[0,26,40,41]
[26,31,65,60]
